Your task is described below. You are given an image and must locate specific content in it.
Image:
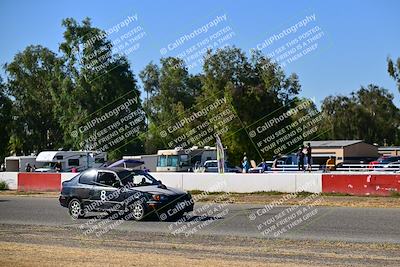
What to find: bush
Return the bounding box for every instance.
[0,180,9,190]
[390,191,400,198]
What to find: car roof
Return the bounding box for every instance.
[90,167,141,173]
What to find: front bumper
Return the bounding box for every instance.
[147,194,194,216]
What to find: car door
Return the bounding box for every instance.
[76,169,97,207]
[90,170,125,211]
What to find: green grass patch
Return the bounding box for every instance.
[0,181,9,190]
[190,190,400,198]
[189,190,228,195]
[189,190,287,196]
[15,191,47,195]
[390,191,400,198]
[189,190,203,195]
[246,191,286,196]
[319,192,353,197]
[293,191,315,197]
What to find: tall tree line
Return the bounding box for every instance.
[1,18,144,160]
[0,18,399,164]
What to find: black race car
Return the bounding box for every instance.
[59,167,194,221]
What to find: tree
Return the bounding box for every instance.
[140,47,302,163]
[0,78,13,159]
[387,57,400,91]
[198,47,301,163]
[4,45,64,155]
[55,18,145,159]
[139,61,160,103]
[321,84,400,145]
[139,57,203,153]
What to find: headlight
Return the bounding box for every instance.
[152,194,167,201]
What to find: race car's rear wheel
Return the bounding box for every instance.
[68,198,85,219]
[131,201,145,221]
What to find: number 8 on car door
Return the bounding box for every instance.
[91,170,124,210]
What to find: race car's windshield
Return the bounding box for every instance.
[117,170,159,187]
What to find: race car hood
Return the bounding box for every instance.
[129,184,187,196]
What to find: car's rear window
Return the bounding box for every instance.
[79,170,97,185]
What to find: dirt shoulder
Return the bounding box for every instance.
[0,190,59,198]
[193,192,400,208]
[0,224,399,267]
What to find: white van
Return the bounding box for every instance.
[35,151,107,172]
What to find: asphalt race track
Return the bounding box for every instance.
[1,196,399,244]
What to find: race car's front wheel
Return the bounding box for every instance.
[130,202,145,221]
[68,198,85,219]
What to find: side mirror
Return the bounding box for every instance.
[157,180,167,189]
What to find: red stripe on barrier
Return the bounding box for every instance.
[322,174,400,196]
[18,173,61,191]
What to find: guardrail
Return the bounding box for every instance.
[269,164,321,172]
[265,164,400,173]
[335,164,400,172]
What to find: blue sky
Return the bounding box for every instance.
[1,0,399,106]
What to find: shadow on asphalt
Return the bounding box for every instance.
[79,212,225,223]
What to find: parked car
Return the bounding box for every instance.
[369,156,400,168]
[384,160,400,169]
[59,168,194,221]
[203,160,241,173]
[249,161,273,173]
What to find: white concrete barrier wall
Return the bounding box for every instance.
[226,173,297,193]
[294,173,322,193]
[150,172,323,193]
[150,172,184,189]
[1,171,322,193]
[181,173,228,192]
[0,172,18,190]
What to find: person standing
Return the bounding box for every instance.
[55,161,62,172]
[272,156,278,169]
[261,160,267,172]
[306,142,312,172]
[25,163,32,172]
[297,146,305,171]
[325,156,335,172]
[242,156,250,173]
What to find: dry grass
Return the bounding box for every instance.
[1,224,399,267]
[0,241,316,267]
[194,192,400,208]
[0,190,59,197]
